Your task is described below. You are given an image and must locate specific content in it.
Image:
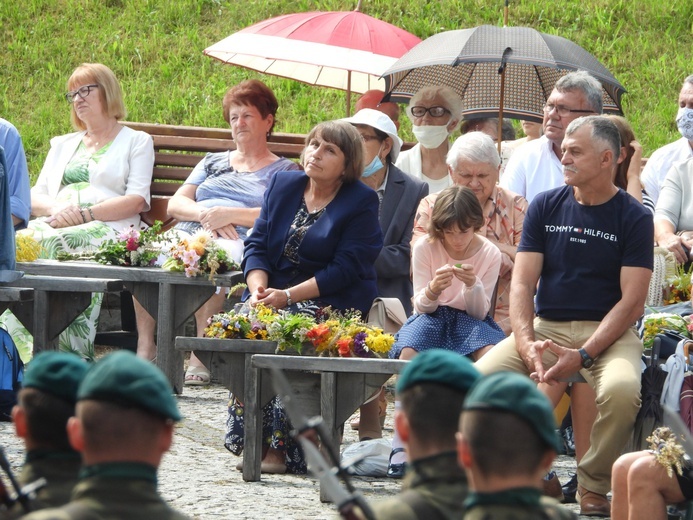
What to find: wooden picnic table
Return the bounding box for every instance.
[1,275,124,354]
[17,260,244,392]
[175,337,407,501]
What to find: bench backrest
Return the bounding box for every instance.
[123,121,307,228]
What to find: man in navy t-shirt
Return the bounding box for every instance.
[476,116,653,518]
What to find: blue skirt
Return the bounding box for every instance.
[389,305,506,359]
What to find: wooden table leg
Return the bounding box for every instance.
[33,291,92,352]
[243,353,263,482]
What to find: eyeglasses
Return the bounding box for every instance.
[65,84,99,103]
[359,134,382,143]
[543,103,594,117]
[410,106,451,118]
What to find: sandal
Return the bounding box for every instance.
[387,447,407,479]
[184,365,211,386]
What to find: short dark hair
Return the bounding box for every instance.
[566,115,621,165]
[428,185,484,241]
[401,383,467,450]
[19,388,75,451]
[303,120,364,183]
[222,79,279,135]
[461,409,550,478]
[78,400,169,454]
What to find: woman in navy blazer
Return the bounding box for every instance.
[242,121,382,316]
[227,121,383,474]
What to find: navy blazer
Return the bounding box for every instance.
[243,170,383,316]
[376,165,429,316]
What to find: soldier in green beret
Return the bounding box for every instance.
[8,351,89,516]
[21,350,189,520]
[363,349,481,520]
[457,372,577,520]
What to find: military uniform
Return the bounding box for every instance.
[464,489,577,520]
[19,452,81,507]
[19,351,189,520]
[368,451,468,520]
[21,463,189,520]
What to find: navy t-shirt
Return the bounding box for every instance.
[519,185,654,321]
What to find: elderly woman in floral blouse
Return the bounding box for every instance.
[412,132,528,334]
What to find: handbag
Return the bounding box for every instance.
[366,297,407,334]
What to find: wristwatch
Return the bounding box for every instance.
[578,348,594,369]
[284,289,293,306]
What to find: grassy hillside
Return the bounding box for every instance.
[1,0,691,180]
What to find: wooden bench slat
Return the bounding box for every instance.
[154,152,205,168]
[9,275,124,293]
[0,287,33,302]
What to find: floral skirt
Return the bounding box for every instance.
[388,305,506,359]
[5,218,117,360]
[225,394,307,474]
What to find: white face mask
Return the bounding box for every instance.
[412,125,450,149]
[677,107,693,141]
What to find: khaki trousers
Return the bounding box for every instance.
[474,317,642,495]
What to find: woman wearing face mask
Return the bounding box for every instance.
[395,86,464,194]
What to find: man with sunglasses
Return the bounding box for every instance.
[500,71,603,203]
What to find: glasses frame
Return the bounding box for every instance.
[359,133,383,143]
[65,84,99,104]
[410,105,451,118]
[543,103,594,117]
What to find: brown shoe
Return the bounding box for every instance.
[577,485,611,517]
[542,471,564,502]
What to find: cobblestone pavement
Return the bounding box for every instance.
[0,382,591,519]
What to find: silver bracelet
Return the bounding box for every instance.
[284,289,293,306]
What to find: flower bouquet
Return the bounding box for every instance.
[56,221,167,266]
[663,264,693,305]
[641,312,691,349]
[161,230,239,281]
[93,221,165,267]
[205,304,395,358]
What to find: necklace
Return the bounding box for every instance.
[86,122,119,147]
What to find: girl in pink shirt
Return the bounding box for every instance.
[386,186,506,478]
[389,185,505,361]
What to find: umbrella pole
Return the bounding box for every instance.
[497,72,505,155]
[497,46,513,155]
[504,0,509,26]
[346,70,352,117]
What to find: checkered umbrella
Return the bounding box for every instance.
[381,25,626,124]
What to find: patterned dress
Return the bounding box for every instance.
[3,143,119,360]
[225,200,330,474]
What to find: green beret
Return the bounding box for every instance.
[23,351,89,403]
[464,372,561,453]
[77,351,182,422]
[396,350,481,395]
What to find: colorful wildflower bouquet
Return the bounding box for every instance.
[663,264,693,305]
[56,221,166,266]
[641,312,692,349]
[161,230,239,281]
[205,304,395,358]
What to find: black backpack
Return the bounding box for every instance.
[0,327,24,421]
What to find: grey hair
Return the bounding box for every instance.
[406,86,464,129]
[683,75,693,88]
[446,131,501,169]
[565,115,621,165]
[555,71,603,114]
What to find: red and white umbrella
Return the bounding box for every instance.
[204,6,421,115]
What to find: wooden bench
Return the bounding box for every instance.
[122,121,307,229]
[1,275,125,352]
